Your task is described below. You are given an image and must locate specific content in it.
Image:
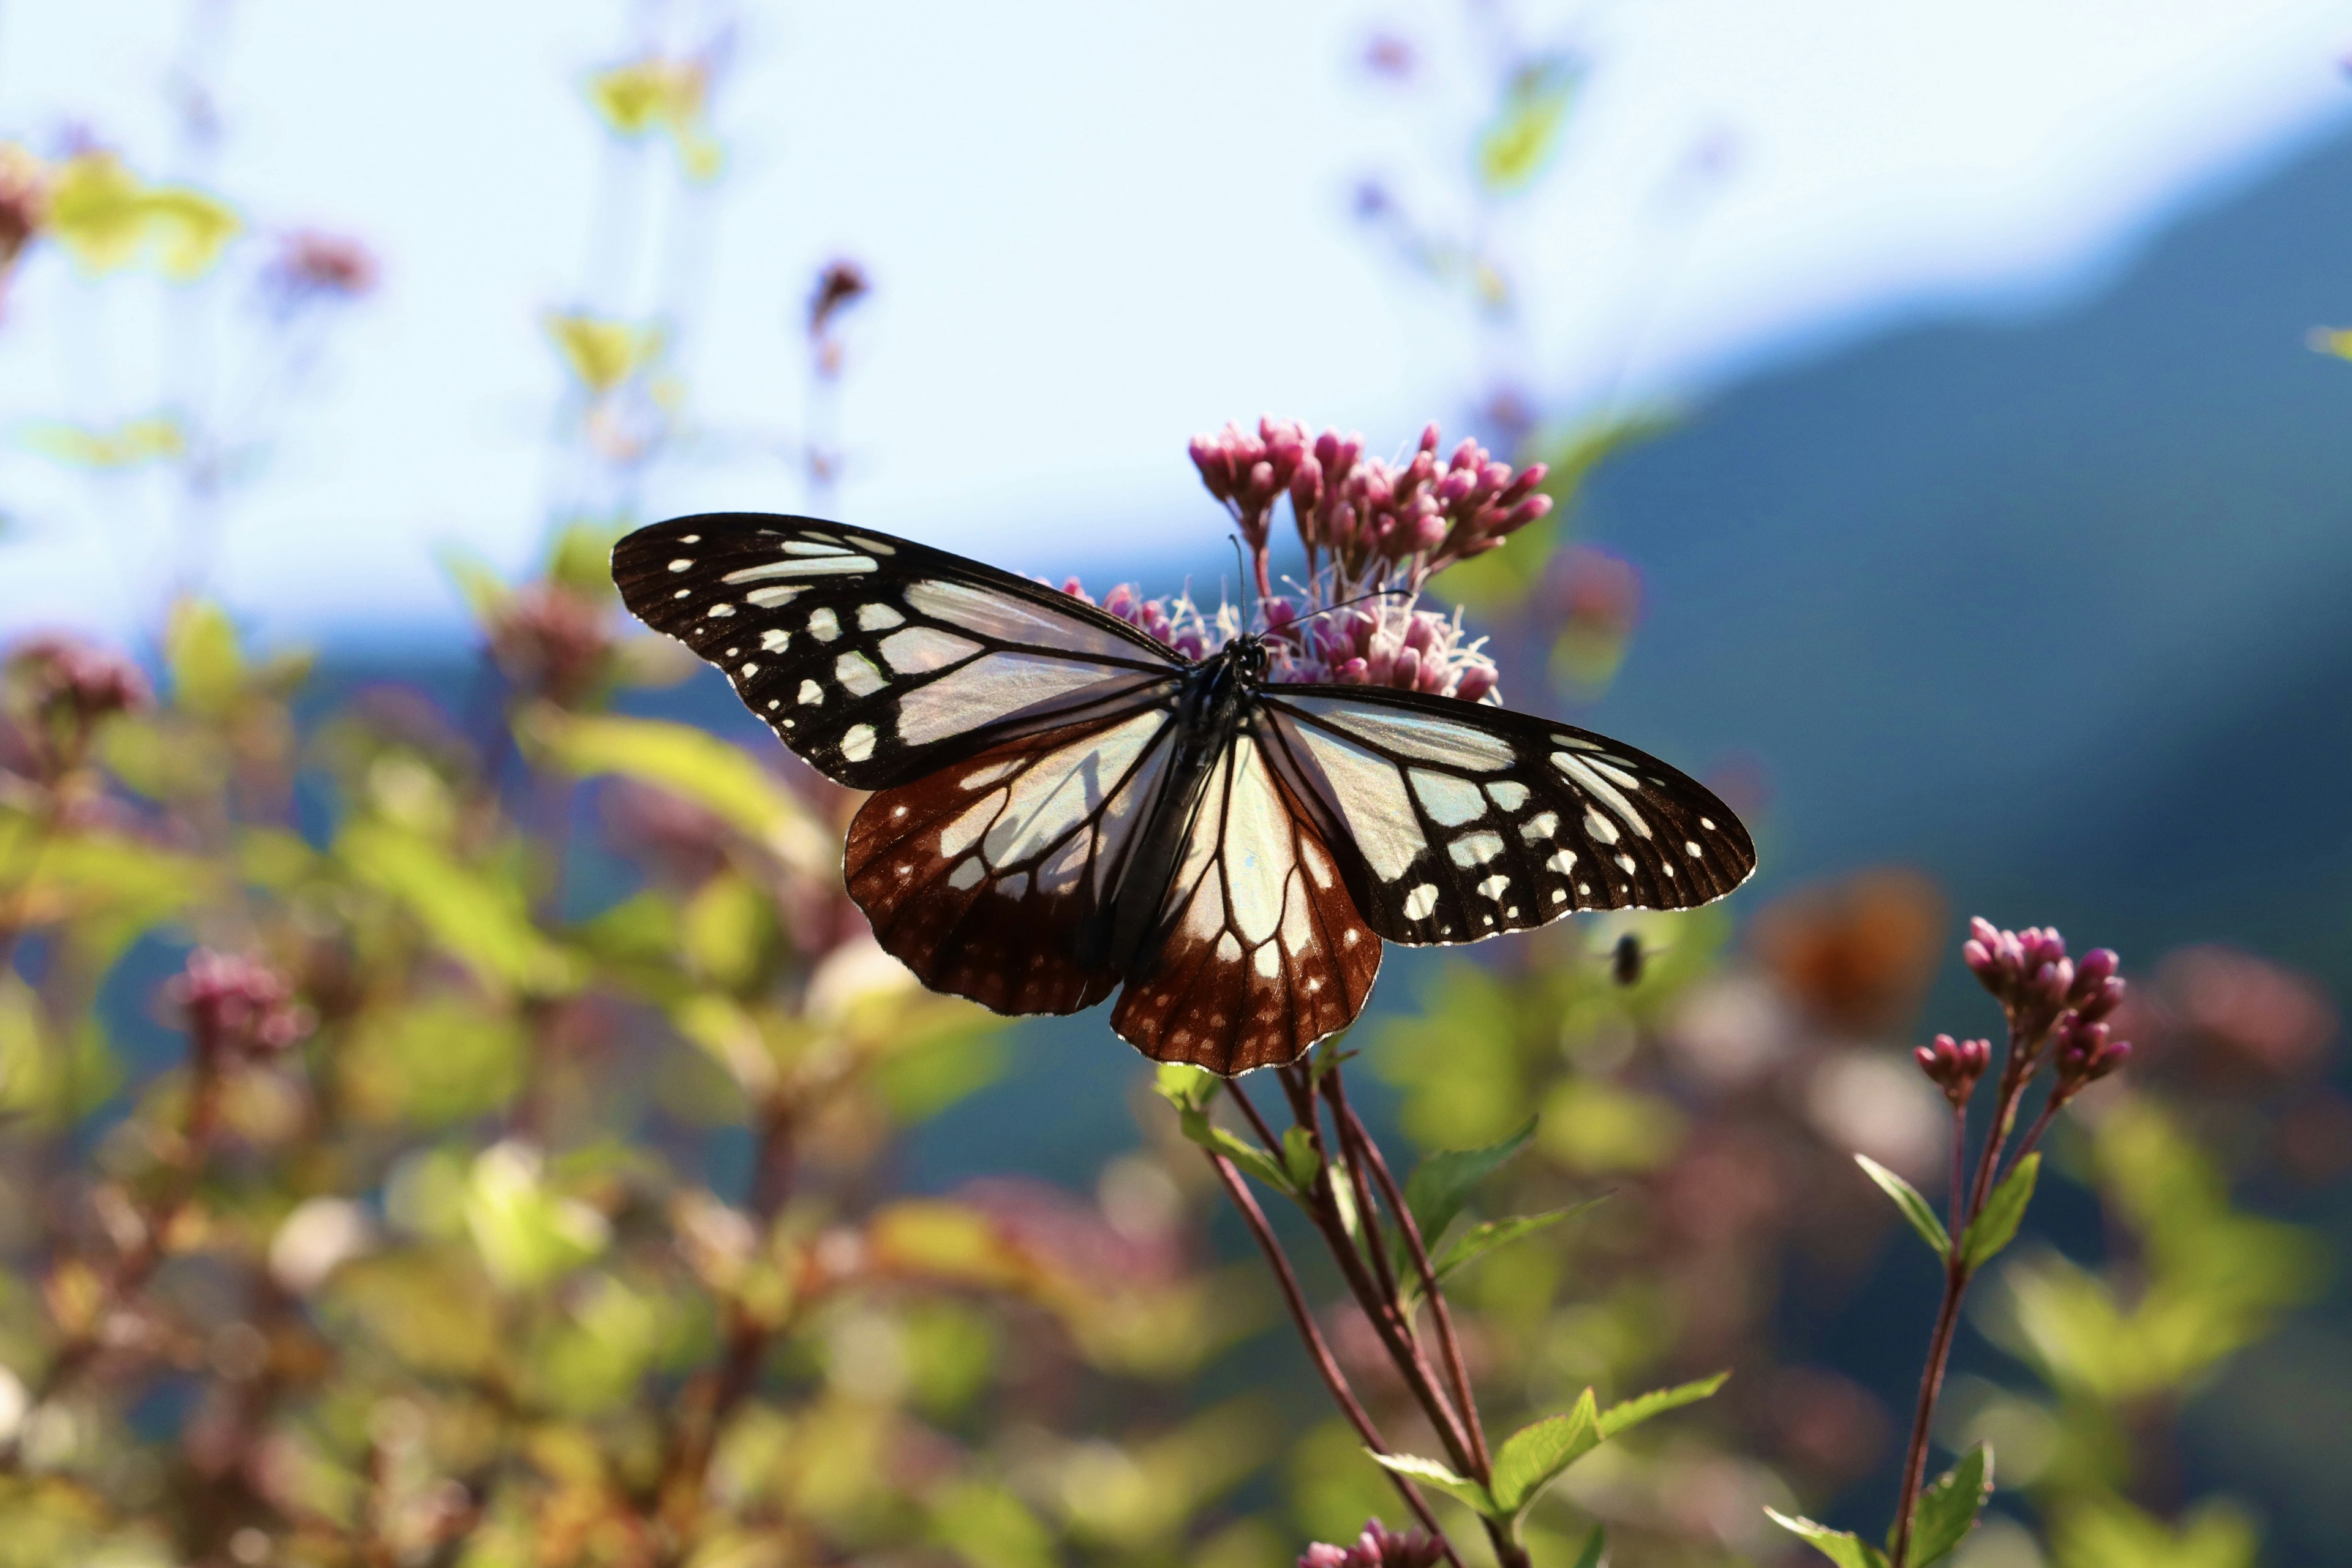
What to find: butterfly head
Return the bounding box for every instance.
[1221,631,1271,685]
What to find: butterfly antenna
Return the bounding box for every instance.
[1287,586,1413,630]
[1229,535,1253,625]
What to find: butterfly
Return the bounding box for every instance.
[612,513,1756,1075]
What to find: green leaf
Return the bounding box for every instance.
[1283,1125,1322,1191]
[1763,1509,1890,1568]
[1180,1107,1294,1196]
[1425,1197,1607,1284]
[1491,1388,1599,1518]
[1597,1372,1728,1440]
[165,598,246,718]
[1904,1444,1993,1567]
[1403,1118,1536,1253]
[1569,1526,1606,1568]
[1961,1153,2040,1272]
[523,710,830,874]
[339,821,582,996]
[1363,1450,1495,1517]
[1856,1154,1950,1261]
[1152,1062,1218,1112]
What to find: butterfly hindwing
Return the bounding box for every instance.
[1110,733,1381,1075]
[845,707,1178,1017]
[1257,685,1754,946]
[613,514,1184,789]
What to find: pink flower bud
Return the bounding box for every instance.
[1390,647,1422,689]
[1418,421,1441,454]
[1453,664,1496,702]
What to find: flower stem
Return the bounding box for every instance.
[1325,1070,1489,1475]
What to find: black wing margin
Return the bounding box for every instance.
[613,513,1185,789]
[1255,682,1755,946]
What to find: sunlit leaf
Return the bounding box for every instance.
[18,414,183,470]
[1363,1450,1496,1517]
[1858,1153,1951,1262]
[545,311,663,393]
[1282,1126,1322,1191]
[1475,58,1581,194]
[461,1141,610,1291]
[1904,1443,1992,1567]
[1417,1197,1606,1293]
[166,599,246,718]
[46,151,239,277]
[1491,1387,1599,1518]
[1180,1106,1295,1196]
[1402,1117,1536,1255]
[339,819,582,996]
[1598,1372,1727,1440]
[1763,1508,1890,1568]
[1152,1061,1218,1113]
[524,708,829,873]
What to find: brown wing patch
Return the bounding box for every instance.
[1111,737,1381,1076]
[846,708,1173,1017]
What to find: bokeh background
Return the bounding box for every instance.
[2,2,2349,1566]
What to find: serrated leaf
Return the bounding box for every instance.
[1180,1107,1294,1195]
[1763,1509,1890,1568]
[1426,1197,1607,1285]
[1363,1450,1496,1517]
[1283,1125,1322,1190]
[1569,1526,1605,1568]
[1403,1118,1536,1254]
[1857,1154,1950,1261]
[1597,1372,1728,1440]
[1961,1153,2040,1272]
[1491,1387,1599,1517]
[1904,1443,1993,1566]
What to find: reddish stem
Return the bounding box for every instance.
[1202,1148,1463,1568]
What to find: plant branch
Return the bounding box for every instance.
[1326,1070,1489,1475]
[1202,1147,1462,1568]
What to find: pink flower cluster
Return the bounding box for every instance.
[1957,918,2131,1101]
[7,634,151,726]
[1297,1518,1442,1568]
[1189,418,1551,594]
[1914,1033,1991,1109]
[168,949,314,1059]
[1057,416,1536,703]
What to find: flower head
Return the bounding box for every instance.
[487,582,614,707]
[261,228,377,312]
[1913,1033,1990,1108]
[168,949,313,1058]
[1297,1518,1443,1568]
[1958,918,2130,1095]
[1068,417,1541,702]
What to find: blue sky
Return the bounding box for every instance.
[1,0,2347,641]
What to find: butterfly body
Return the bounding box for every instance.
[615,513,1756,1075]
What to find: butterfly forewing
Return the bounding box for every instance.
[1110,733,1381,1075]
[1257,685,1754,946]
[613,514,1184,790]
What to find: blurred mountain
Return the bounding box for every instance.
[1571,119,2352,987]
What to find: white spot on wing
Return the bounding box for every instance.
[747,586,804,608]
[1449,831,1504,867]
[858,603,905,631]
[761,628,791,652]
[1410,768,1488,826]
[840,724,876,762]
[844,533,897,555]
[835,652,886,697]
[1475,874,1509,900]
[783,539,852,557]
[878,625,982,675]
[1686,840,1703,858]
[706,603,735,618]
[797,680,823,706]
[1485,780,1531,812]
[723,556,878,580]
[1583,808,1619,845]
[1520,811,1559,842]
[1546,849,1577,875]
[947,857,985,891]
[1253,943,1281,979]
[668,559,693,572]
[1402,884,1439,921]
